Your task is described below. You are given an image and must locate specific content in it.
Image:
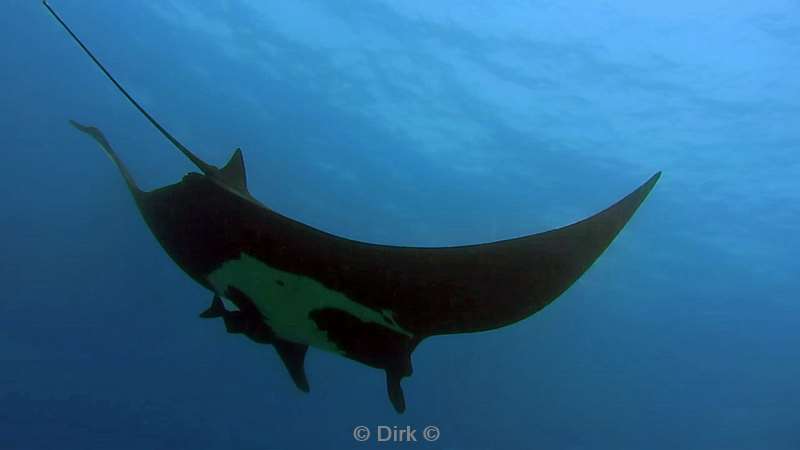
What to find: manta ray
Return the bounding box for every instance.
[45,1,659,413]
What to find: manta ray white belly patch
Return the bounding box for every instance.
[208,253,413,353]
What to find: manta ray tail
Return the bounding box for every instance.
[70,121,142,198]
[44,0,215,176]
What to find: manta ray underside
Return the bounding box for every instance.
[46,1,660,413]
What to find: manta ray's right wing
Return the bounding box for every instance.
[299,171,662,339]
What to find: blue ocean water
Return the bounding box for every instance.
[2,0,798,448]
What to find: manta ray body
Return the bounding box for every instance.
[45,1,659,413]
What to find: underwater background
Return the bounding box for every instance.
[1,0,798,449]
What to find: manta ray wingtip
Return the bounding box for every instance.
[634,171,661,203]
[637,171,661,194]
[68,119,143,196]
[68,119,92,132]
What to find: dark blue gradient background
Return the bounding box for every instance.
[1,1,798,449]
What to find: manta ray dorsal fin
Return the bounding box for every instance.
[217,148,249,195]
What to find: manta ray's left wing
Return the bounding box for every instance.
[44,0,235,184]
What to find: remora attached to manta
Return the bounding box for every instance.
[45,1,660,413]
